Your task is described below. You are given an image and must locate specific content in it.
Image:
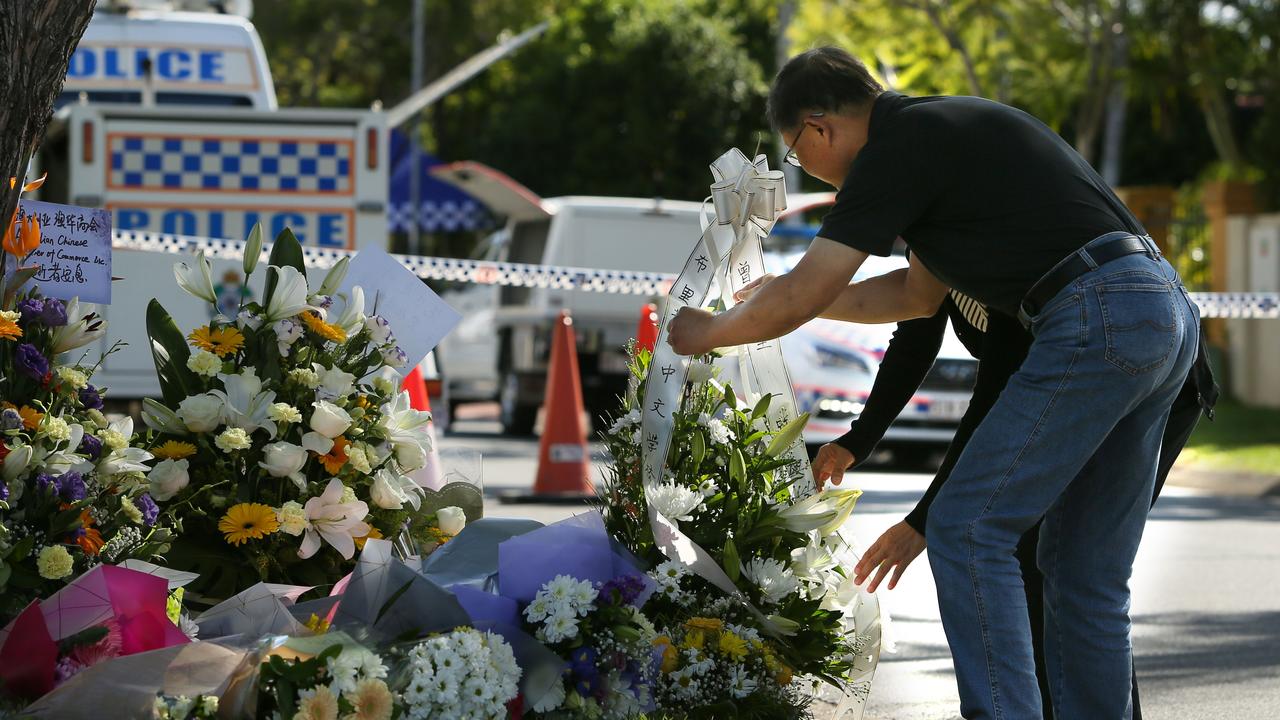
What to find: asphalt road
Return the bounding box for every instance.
[441,410,1280,720]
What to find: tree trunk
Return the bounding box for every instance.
[913,0,986,97]
[1099,1,1130,185]
[0,1,97,228]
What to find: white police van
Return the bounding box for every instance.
[32,0,389,399]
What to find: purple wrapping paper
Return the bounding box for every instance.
[452,584,520,627]
[497,512,655,605]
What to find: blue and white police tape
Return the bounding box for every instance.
[112,229,1280,319]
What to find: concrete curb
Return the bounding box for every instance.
[1166,465,1280,497]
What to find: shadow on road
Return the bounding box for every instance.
[1135,609,1280,683]
[1150,493,1280,522]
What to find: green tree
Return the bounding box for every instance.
[430,0,773,200]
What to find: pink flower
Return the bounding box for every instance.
[299,478,370,560]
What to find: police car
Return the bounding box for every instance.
[32,0,389,399]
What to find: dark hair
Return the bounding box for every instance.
[767,47,883,131]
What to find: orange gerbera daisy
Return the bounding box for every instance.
[188,325,245,357]
[318,435,350,474]
[354,524,384,550]
[75,510,105,556]
[0,317,21,341]
[152,440,198,460]
[218,503,280,545]
[301,312,347,343]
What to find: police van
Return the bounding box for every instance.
[33,1,389,399]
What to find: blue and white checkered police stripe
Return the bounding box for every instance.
[110,229,1280,316]
[387,200,494,233]
[110,135,352,193]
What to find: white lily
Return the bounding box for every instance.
[318,256,350,296]
[377,391,432,446]
[141,398,189,435]
[98,446,155,476]
[332,286,365,337]
[775,488,863,536]
[51,298,107,354]
[790,534,838,582]
[264,265,312,321]
[174,251,217,304]
[242,222,264,276]
[299,478,371,560]
[369,468,423,510]
[312,363,355,401]
[3,444,33,481]
[210,369,277,438]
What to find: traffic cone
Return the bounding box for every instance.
[507,310,593,501]
[402,366,444,490]
[636,302,659,352]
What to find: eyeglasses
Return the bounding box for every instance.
[783,113,824,167]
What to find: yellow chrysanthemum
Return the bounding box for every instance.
[152,440,198,460]
[218,503,280,546]
[354,524,384,550]
[718,630,749,660]
[685,617,723,632]
[301,312,347,343]
[0,317,21,341]
[682,629,705,651]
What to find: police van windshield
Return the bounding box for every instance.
[57,90,254,109]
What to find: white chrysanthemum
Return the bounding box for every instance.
[727,663,758,699]
[568,579,598,611]
[743,557,800,605]
[539,611,580,643]
[186,349,222,377]
[706,418,735,445]
[696,477,719,498]
[289,367,320,388]
[525,595,552,623]
[647,482,704,522]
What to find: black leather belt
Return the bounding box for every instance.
[1019,233,1157,323]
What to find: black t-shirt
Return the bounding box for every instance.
[817,92,1145,316]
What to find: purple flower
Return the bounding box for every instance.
[15,343,49,380]
[601,573,646,605]
[40,298,68,327]
[79,385,104,410]
[0,480,8,501]
[17,298,43,324]
[1,408,22,432]
[36,472,57,495]
[137,493,159,526]
[568,646,601,696]
[78,432,103,460]
[56,472,86,502]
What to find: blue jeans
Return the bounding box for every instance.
[927,238,1199,719]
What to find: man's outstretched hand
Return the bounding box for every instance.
[811,442,856,491]
[667,306,716,356]
[855,521,927,592]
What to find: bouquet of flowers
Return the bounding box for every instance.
[521,573,658,718]
[249,628,520,720]
[0,178,172,624]
[598,345,875,719]
[142,227,442,599]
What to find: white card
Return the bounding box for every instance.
[340,247,461,375]
[17,199,112,304]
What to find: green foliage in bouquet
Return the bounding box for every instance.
[1,182,173,622]
[599,344,868,718]
[142,227,443,601]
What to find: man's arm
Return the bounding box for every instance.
[668,238,867,355]
[835,308,947,465]
[821,252,949,323]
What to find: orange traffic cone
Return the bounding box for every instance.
[636,302,659,352]
[508,310,593,501]
[402,366,444,490]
